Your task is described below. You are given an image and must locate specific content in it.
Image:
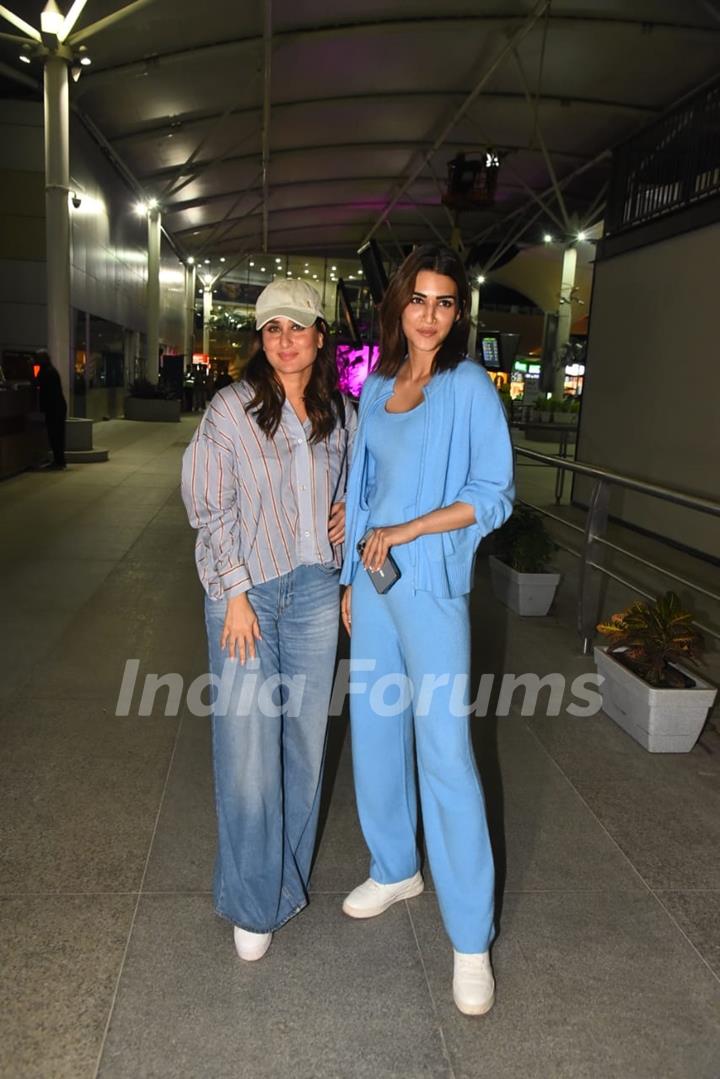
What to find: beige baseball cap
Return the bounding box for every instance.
[255,278,325,329]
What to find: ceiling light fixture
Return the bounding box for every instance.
[19,53,31,64]
[577,230,587,242]
[40,2,64,37]
[543,233,553,243]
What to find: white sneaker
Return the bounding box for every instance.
[233,926,272,962]
[453,949,495,1015]
[342,871,424,918]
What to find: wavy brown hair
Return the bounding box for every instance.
[243,319,344,442]
[375,244,471,378]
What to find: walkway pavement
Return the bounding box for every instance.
[1,417,719,1078]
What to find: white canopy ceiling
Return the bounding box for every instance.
[3,1,720,262]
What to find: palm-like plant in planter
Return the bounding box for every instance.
[594,591,717,753]
[489,505,561,616]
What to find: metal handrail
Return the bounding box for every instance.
[513,446,720,652]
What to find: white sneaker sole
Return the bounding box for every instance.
[454,989,495,1016]
[233,930,272,962]
[342,876,425,919]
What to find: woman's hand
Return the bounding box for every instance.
[221,593,262,663]
[361,521,419,572]
[328,501,346,544]
[341,586,352,636]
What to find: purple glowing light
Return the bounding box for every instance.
[336,343,379,398]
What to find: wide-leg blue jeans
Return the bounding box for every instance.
[205,564,340,932]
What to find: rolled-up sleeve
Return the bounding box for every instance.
[181,406,251,597]
[456,376,515,538]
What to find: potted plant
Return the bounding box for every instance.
[124,378,181,422]
[551,396,576,425]
[489,505,562,616]
[594,592,717,753]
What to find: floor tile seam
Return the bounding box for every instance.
[91,712,185,1079]
[0,890,214,898]
[521,719,657,894]
[404,901,458,1079]
[651,891,720,987]
[522,720,720,986]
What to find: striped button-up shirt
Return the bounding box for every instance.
[181,381,356,599]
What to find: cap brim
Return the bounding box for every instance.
[256,306,321,329]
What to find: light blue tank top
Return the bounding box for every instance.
[366,400,426,527]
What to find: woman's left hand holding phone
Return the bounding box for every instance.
[221,593,262,663]
[361,521,418,572]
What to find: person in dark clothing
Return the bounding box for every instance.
[35,349,67,470]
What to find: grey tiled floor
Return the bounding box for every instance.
[1,416,719,1078]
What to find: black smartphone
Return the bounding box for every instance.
[357,533,401,595]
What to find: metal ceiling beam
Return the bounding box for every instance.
[512,47,571,229]
[73,11,720,81]
[171,185,549,238]
[141,138,590,183]
[68,0,156,45]
[162,126,261,202]
[108,91,660,144]
[158,96,259,201]
[361,0,552,245]
[261,0,272,254]
[0,5,40,40]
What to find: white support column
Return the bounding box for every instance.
[184,263,196,363]
[43,53,72,408]
[146,206,161,383]
[202,287,213,356]
[554,244,577,397]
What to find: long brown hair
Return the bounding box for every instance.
[376,244,471,378]
[243,319,343,441]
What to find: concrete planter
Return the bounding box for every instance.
[489,555,561,616]
[124,396,180,423]
[593,646,717,753]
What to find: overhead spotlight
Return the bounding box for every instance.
[204,259,210,265]
[304,269,309,274]
[260,266,266,272]
[477,274,486,284]
[70,63,82,82]
[275,257,282,264]
[186,256,195,265]
[19,53,32,65]
[146,197,159,211]
[134,202,146,215]
[249,261,255,267]
[219,257,226,263]
[312,274,318,279]
[331,265,337,271]
[577,230,587,242]
[543,233,553,243]
[80,56,92,67]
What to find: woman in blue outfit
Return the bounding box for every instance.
[182,279,355,963]
[340,244,514,1015]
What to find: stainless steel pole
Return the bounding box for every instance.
[146,206,161,383]
[43,52,71,407]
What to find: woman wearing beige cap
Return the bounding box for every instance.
[182,278,356,961]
